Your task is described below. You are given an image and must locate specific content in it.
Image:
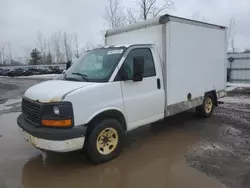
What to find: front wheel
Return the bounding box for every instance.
[196,94,215,118]
[85,118,125,164]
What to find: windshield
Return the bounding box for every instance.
[65,47,126,82]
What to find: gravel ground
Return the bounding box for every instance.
[186,94,250,188]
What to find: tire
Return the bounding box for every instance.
[196,94,215,118]
[85,118,125,164]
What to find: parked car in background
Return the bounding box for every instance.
[0,68,9,76]
[29,68,40,75]
[21,68,31,76]
[49,66,63,74]
[8,68,24,77]
[22,68,38,76]
[2,69,10,76]
[39,67,53,74]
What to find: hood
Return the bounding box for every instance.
[24,80,92,102]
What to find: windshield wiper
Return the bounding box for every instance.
[72,72,89,81]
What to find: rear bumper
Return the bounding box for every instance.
[17,114,87,152]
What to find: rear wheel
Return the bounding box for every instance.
[196,94,215,118]
[85,118,125,164]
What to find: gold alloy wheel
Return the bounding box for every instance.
[96,128,119,155]
[204,98,213,113]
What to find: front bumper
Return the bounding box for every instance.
[17,114,87,152]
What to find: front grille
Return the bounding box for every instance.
[22,98,41,125]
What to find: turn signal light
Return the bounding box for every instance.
[42,119,72,127]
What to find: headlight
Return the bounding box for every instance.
[53,106,60,115]
[41,102,74,128]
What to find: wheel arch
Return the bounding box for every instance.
[205,90,218,106]
[84,108,127,140]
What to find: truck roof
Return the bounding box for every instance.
[106,14,227,37]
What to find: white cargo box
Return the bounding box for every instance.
[106,14,227,115]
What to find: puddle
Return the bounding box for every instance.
[0,113,223,188]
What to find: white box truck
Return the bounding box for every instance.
[17,14,227,163]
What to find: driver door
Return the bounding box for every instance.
[118,47,165,130]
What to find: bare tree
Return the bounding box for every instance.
[47,39,53,61]
[74,34,80,58]
[102,0,126,29]
[37,31,48,63]
[228,18,236,52]
[136,0,173,21]
[44,39,53,64]
[47,39,51,55]
[0,44,5,64]
[63,32,73,62]
[63,33,69,61]
[23,47,31,64]
[127,8,137,24]
[17,57,23,64]
[8,41,12,63]
[37,31,43,53]
[51,31,64,63]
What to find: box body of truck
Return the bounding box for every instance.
[106,14,227,117]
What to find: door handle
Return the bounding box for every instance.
[157,78,161,89]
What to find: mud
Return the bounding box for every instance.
[0,112,223,188]
[0,77,250,188]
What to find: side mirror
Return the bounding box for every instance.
[133,56,144,82]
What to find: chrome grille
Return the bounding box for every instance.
[22,98,41,125]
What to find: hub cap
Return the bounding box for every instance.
[205,98,213,113]
[96,128,118,155]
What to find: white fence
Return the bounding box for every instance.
[228,52,250,84]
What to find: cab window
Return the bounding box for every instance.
[122,48,156,80]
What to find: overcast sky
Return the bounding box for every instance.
[1,0,250,58]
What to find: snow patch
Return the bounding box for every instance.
[227,83,250,88]
[200,145,216,151]
[220,96,250,104]
[222,104,250,113]
[200,143,224,151]
[15,74,63,80]
[0,98,22,111]
[226,86,237,92]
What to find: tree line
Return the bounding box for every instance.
[1,0,248,66]
[28,31,82,65]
